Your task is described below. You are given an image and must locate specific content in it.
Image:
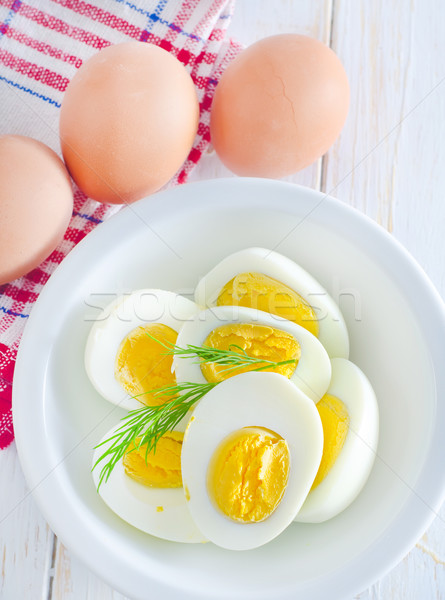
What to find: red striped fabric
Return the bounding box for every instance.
[0,46,70,90]
[1,26,83,66]
[0,0,242,449]
[13,3,113,49]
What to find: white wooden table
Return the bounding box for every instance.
[1,1,444,598]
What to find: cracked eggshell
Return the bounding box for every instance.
[210,34,350,177]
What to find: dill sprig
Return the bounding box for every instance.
[145,331,297,374]
[94,381,216,490]
[93,335,298,489]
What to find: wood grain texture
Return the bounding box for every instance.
[3,1,444,599]
[0,444,54,600]
[326,1,445,597]
[51,543,127,600]
[324,0,445,298]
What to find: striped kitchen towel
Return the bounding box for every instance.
[0,0,242,449]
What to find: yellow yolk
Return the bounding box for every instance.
[311,394,349,490]
[200,323,300,383]
[123,431,183,488]
[115,323,177,406]
[217,272,319,337]
[207,427,290,523]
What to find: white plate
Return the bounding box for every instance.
[13,178,445,600]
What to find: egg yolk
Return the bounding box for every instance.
[115,323,177,406]
[200,323,300,383]
[217,272,318,337]
[207,427,290,523]
[123,431,183,488]
[311,394,349,490]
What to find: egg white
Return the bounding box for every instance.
[181,372,323,551]
[92,422,206,544]
[173,305,331,403]
[295,358,379,523]
[194,247,349,359]
[85,289,200,410]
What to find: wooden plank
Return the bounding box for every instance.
[51,543,127,600]
[327,1,445,598]
[324,0,445,297]
[227,0,332,44]
[0,444,54,600]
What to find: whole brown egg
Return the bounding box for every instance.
[0,135,73,285]
[60,42,199,204]
[210,34,350,177]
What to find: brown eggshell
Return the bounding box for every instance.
[210,34,350,177]
[59,42,199,204]
[0,135,73,285]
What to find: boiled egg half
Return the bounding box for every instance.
[295,358,379,523]
[194,247,349,359]
[93,421,206,543]
[173,305,331,402]
[181,371,324,550]
[85,289,199,409]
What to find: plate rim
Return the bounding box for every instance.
[12,177,445,600]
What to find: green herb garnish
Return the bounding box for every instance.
[93,380,215,490]
[93,337,298,489]
[145,331,297,374]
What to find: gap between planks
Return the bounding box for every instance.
[45,534,58,600]
[319,0,336,194]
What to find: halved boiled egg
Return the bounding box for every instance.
[85,289,199,409]
[181,372,323,550]
[92,422,206,543]
[173,305,331,402]
[295,358,379,523]
[194,247,349,359]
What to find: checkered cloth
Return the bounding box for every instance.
[0,0,242,449]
